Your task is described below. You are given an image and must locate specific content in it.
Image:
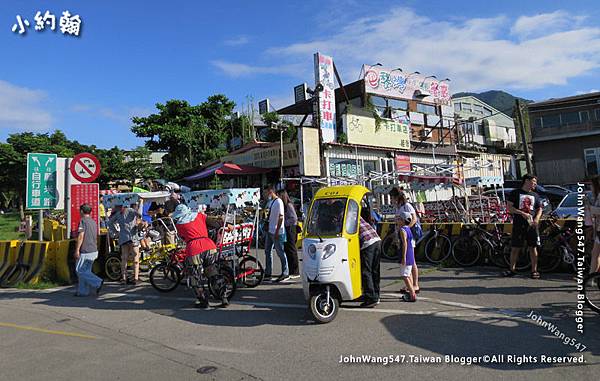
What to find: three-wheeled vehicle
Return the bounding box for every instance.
[302,185,371,323]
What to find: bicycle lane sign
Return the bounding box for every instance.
[26,153,58,210]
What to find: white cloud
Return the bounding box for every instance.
[511,11,586,39]
[224,35,250,46]
[575,89,600,95]
[211,60,305,78]
[0,80,52,131]
[214,8,600,93]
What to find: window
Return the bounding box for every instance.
[483,107,493,117]
[417,103,437,115]
[345,199,359,235]
[561,111,580,125]
[306,198,347,237]
[596,109,600,121]
[580,111,590,123]
[473,104,484,115]
[542,114,560,128]
[476,123,484,135]
[370,96,387,108]
[533,117,543,129]
[388,99,408,110]
[461,103,472,112]
[585,148,600,177]
[454,103,461,112]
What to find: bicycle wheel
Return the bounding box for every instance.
[583,272,600,314]
[149,263,181,292]
[103,253,122,281]
[452,236,481,267]
[239,256,264,288]
[537,246,563,273]
[380,234,400,261]
[424,233,452,264]
[483,237,508,268]
[209,266,237,300]
[503,245,531,271]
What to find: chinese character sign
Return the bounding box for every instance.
[343,113,411,150]
[70,183,99,236]
[26,153,57,210]
[362,65,451,105]
[12,10,81,36]
[314,53,336,143]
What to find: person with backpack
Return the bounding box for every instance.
[389,188,421,294]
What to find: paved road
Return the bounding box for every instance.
[0,259,598,381]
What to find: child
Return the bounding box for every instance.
[396,212,416,302]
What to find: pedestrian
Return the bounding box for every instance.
[587,176,600,274]
[503,174,543,279]
[277,189,300,278]
[98,196,106,229]
[74,204,103,297]
[263,185,289,282]
[358,215,381,308]
[108,203,141,285]
[172,204,228,308]
[395,212,416,302]
[389,187,421,294]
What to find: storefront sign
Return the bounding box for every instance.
[70,183,99,235]
[343,113,411,150]
[224,142,299,169]
[298,127,321,176]
[26,153,57,209]
[314,52,336,143]
[362,65,451,105]
[395,154,411,173]
[294,83,308,103]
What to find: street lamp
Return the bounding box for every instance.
[358,63,383,79]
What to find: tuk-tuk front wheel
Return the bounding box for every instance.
[309,290,339,324]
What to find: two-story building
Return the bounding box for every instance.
[529,92,600,184]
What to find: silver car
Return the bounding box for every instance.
[552,192,592,219]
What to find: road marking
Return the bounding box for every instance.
[0,322,97,340]
[195,344,255,354]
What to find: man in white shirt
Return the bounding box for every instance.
[263,185,289,282]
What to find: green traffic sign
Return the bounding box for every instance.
[26,153,58,209]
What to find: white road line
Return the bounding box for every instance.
[195,344,255,354]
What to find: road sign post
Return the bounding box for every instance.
[70,152,101,183]
[26,153,58,210]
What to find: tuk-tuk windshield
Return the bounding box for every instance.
[306,198,347,237]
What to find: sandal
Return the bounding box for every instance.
[531,272,540,279]
[502,270,517,277]
[400,288,420,294]
[402,293,416,302]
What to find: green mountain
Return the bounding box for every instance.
[452,90,533,117]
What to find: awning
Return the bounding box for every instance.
[398,174,463,185]
[184,162,271,181]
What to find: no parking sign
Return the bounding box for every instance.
[70,152,101,183]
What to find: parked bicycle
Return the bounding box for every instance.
[583,272,600,314]
[451,220,511,267]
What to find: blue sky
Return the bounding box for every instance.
[1,0,600,149]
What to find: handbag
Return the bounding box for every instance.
[411,221,423,241]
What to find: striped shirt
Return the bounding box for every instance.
[359,217,380,249]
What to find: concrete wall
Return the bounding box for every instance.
[533,135,600,183]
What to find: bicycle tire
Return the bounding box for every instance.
[583,272,600,314]
[239,256,264,288]
[103,253,122,281]
[537,246,563,273]
[485,237,509,268]
[380,234,400,261]
[424,233,452,264]
[209,266,237,300]
[451,236,481,267]
[503,245,531,271]
[149,263,182,293]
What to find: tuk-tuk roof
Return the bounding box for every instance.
[313,185,370,201]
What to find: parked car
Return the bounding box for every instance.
[538,185,571,208]
[563,182,592,192]
[552,192,592,219]
[482,188,552,214]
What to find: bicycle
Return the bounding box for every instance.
[451,220,511,267]
[583,272,600,314]
[149,248,237,300]
[214,223,265,288]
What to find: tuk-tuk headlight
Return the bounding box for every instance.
[308,244,317,259]
[322,244,336,260]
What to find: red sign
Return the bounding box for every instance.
[395,154,411,173]
[70,153,101,183]
[70,183,99,237]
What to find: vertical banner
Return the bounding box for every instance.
[395,154,411,174]
[26,153,58,209]
[70,183,100,235]
[314,52,336,143]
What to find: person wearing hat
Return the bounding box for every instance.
[108,203,142,285]
[395,211,417,302]
[172,204,228,308]
[74,204,103,297]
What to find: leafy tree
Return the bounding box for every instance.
[259,112,297,143]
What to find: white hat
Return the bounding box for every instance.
[399,211,412,223]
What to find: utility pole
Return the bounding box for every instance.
[515,99,533,174]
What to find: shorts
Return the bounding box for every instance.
[184,249,217,272]
[399,264,413,278]
[511,223,540,248]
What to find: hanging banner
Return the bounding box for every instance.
[70,183,100,236]
[26,153,58,210]
[342,113,411,150]
[314,52,336,143]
